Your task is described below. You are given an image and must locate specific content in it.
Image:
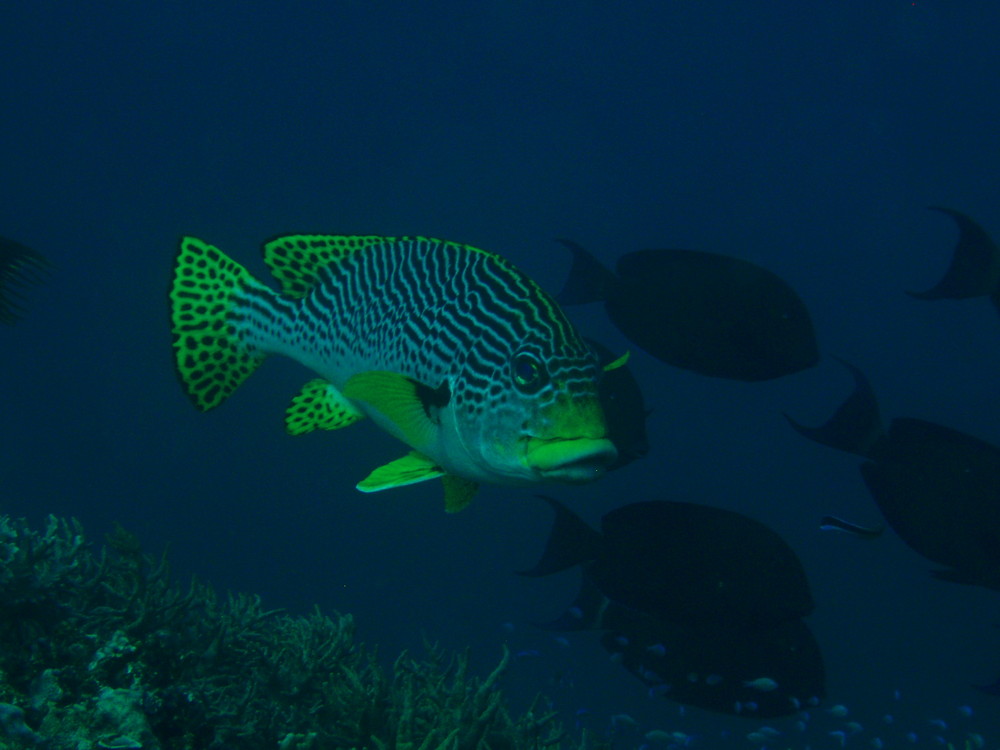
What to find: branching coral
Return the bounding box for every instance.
[0,515,587,750]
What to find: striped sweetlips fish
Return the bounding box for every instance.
[169,235,618,512]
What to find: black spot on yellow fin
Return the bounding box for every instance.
[342,371,439,451]
[169,236,267,411]
[356,451,444,492]
[442,474,478,513]
[261,235,391,298]
[285,378,365,435]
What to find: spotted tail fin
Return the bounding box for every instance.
[169,236,269,411]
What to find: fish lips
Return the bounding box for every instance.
[525,437,618,482]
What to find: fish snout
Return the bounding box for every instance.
[526,437,618,483]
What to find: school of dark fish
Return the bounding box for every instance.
[5,207,998,749]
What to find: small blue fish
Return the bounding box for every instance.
[744,677,779,692]
[609,714,637,729]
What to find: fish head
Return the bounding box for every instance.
[450,338,618,485]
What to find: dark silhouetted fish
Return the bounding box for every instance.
[556,241,819,381]
[908,207,1000,314]
[521,497,813,630]
[787,360,1000,590]
[0,237,50,324]
[588,339,650,471]
[519,497,823,716]
[600,603,825,718]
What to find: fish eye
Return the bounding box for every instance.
[511,351,547,393]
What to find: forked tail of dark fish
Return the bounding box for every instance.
[908,207,1000,301]
[554,239,618,305]
[784,358,886,458]
[517,496,602,577]
[0,236,51,324]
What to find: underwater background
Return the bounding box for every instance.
[2,1,999,747]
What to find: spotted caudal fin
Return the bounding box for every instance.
[784,358,886,458]
[555,239,618,305]
[0,236,50,324]
[169,236,270,411]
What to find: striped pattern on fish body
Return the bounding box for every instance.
[170,235,617,511]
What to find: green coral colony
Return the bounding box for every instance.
[0,514,578,749]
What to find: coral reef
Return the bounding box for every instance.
[0,514,585,750]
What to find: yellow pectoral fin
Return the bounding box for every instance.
[285,379,366,435]
[356,451,444,492]
[342,371,439,450]
[441,475,478,514]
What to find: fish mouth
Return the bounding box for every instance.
[526,437,618,483]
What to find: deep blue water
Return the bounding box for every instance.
[2,1,999,747]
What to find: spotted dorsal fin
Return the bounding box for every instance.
[261,235,390,298]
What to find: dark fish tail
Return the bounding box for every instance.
[785,358,886,458]
[0,236,50,324]
[517,496,602,577]
[555,239,618,305]
[908,207,1000,300]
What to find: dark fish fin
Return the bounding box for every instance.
[908,207,1000,300]
[517,496,602,577]
[991,286,1000,317]
[532,574,607,631]
[554,239,617,305]
[929,568,984,586]
[586,337,651,472]
[0,236,51,324]
[974,676,1000,696]
[784,357,885,457]
[819,514,885,539]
